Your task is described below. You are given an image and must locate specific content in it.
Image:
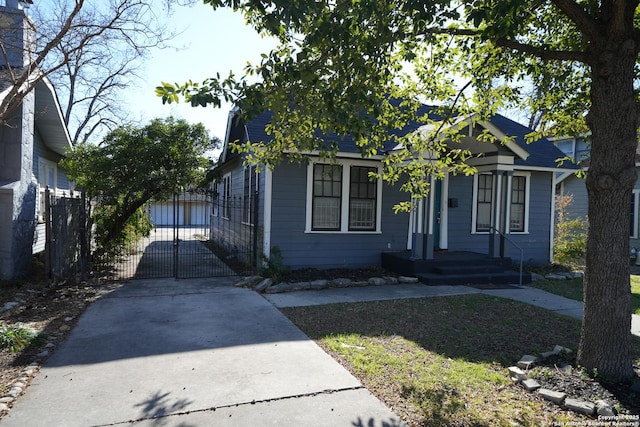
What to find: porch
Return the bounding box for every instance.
[381,250,532,286]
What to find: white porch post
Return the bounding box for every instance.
[410,175,436,260]
[501,171,513,259]
[439,173,449,250]
[488,170,502,258]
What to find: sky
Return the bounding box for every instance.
[123,2,278,144]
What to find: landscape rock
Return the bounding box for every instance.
[552,345,572,355]
[310,280,329,289]
[329,278,351,287]
[508,366,527,382]
[350,281,369,287]
[7,387,21,398]
[538,388,566,405]
[234,276,263,288]
[290,282,312,291]
[0,403,9,411]
[0,397,13,404]
[255,278,273,292]
[517,355,539,370]
[383,276,398,284]
[564,398,595,416]
[521,378,541,391]
[398,276,419,283]
[368,277,386,286]
[595,400,615,417]
[544,273,566,280]
[0,302,19,312]
[264,284,291,294]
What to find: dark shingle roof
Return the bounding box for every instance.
[239,108,575,170]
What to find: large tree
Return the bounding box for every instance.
[158,0,639,380]
[61,117,216,254]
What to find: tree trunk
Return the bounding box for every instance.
[577,37,638,381]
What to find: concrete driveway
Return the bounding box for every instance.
[0,278,404,427]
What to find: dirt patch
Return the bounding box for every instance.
[0,276,121,417]
[528,354,640,414]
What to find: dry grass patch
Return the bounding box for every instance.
[281,294,640,427]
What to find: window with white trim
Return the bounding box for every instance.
[312,164,342,230]
[510,176,526,232]
[222,175,231,220]
[472,172,530,233]
[37,158,58,222]
[307,160,381,233]
[243,166,258,225]
[212,182,219,217]
[349,166,377,231]
[475,174,493,232]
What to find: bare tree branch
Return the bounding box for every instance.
[1,0,180,144]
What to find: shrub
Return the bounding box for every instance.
[0,323,47,353]
[554,194,587,267]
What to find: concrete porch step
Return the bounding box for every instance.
[432,264,507,275]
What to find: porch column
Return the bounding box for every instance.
[410,175,435,260]
[500,171,513,259]
[422,174,435,259]
[488,170,502,258]
[439,173,449,250]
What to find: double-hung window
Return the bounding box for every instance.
[475,174,493,232]
[349,166,377,231]
[243,166,258,225]
[510,176,526,232]
[222,175,231,220]
[473,173,529,233]
[308,161,380,233]
[312,164,342,230]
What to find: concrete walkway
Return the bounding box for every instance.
[2,279,638,427]
[264,283,640,337]
[0,278,405,427]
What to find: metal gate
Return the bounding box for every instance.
[114,189,256,280]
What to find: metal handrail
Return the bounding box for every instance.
[488,226,524,287]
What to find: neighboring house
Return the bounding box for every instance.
[553,135,640,249]
[149,191,211,228]
[210,107,575,283]
[0,2,73,279]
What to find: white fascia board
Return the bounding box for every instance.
[517,165,584,175]
[416,112,530,161]
[285,150,385,161]
[220,107,240,163]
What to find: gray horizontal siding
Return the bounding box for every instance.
[559,175,588,220]
[446,172,553,264]
[33,135,72,191]
[561,168,640,248]
[269,162,410,269]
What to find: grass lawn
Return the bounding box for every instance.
[281,294,640,427]
[530,275,640,315]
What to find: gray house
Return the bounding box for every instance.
[0,1,73,279]
[211,108,574,284]
[554,135,640,250]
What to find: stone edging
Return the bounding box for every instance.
[233,275,419,293]
[508,345,617,418]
